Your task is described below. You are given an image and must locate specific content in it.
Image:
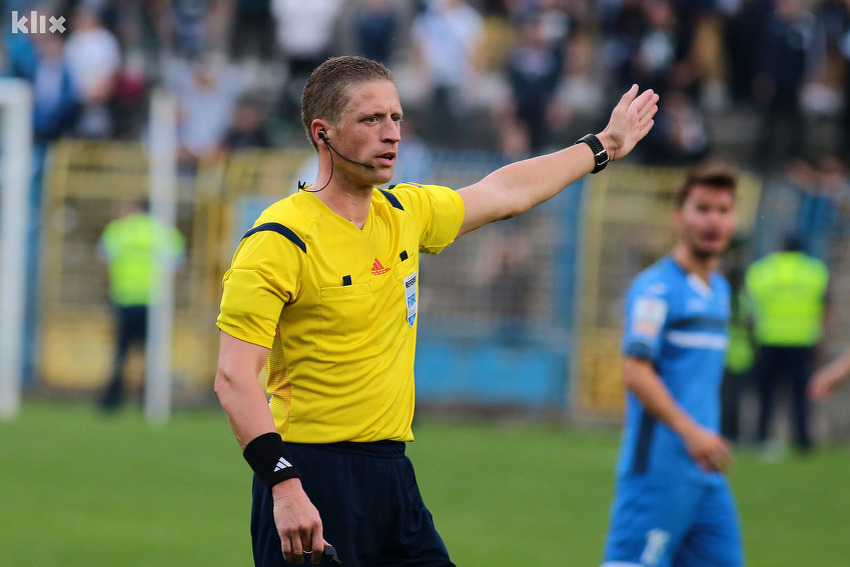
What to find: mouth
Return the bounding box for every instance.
[375,152,396,166]
[700,232,726,248]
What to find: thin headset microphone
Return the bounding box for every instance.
[319,131,375,169]
[298,131,376,193]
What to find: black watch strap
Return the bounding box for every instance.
[576,133,609,174]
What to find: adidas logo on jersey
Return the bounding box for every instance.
[274,457,293,472]
[371,258,390,275]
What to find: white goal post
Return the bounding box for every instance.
[0,78,33,421]
[144,89,178,426]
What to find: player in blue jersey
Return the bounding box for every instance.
[601,160,743,567]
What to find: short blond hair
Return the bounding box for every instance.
[301,56,395,150]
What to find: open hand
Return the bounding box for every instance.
[598,85,660,161]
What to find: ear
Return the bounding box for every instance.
[311,119,330,146]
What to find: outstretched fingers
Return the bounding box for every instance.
[617,83,640,108]
[631,89,659,123]
[627,88,659,143]
[602,85,659,161]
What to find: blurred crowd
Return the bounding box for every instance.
[3,0,850,276]
[2,0,850,172]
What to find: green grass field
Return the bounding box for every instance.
[1,401,848,566]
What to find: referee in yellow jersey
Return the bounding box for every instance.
[214,55,659,567]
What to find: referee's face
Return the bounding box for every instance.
[333,80,403,187]
[675,184,736,260]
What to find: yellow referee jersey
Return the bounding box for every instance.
[217,183,464,443]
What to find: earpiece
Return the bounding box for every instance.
[318,130,327,142]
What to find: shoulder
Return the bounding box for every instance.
[629,258,676,299]
[804,254,829,275]
[381,183,463,215]
[242,194,313,255]
[745,255,769,279]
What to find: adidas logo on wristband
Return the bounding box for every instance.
[243,432,302,490]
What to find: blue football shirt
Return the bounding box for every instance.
[617,256,731,484]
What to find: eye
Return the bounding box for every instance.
[392,115,403,123]
[364,116,378,124]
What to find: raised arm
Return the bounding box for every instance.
[214,331,327,564]
[623,357,733,473]
[456,85,659,237]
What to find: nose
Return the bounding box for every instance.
[382,121,401,144]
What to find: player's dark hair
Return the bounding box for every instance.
[674,159,739,209]
[301,56,396,150]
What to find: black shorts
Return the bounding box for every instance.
[251,440,455,567]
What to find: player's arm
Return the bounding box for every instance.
[623,356,733,473]
[455,85,658,237]
[214,331,327,565]
[809,347,850,402]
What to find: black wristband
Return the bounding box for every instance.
[243,432,301,490]
[576,133,609,174]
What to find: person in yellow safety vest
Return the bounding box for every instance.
[98,200,184,410]
[745,234,829,452]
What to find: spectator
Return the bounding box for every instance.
[9,31,80,143]
[164,57,243,164]
[473,216,535,346]
[600,0,649,95]
[111,50,150,139]
[745,234,829,454]
[144,0,232,59]
[632,0,679,94]
[719,0,772,105]
[503,12,563,154]
[353,0,399,65]
[795,154,845,263]
[752,0,826,169]
[64,3,121,138]
[220,94,273,153]
[410,0,485,146]
[549,25,606,142]
[642,88,710,165]
[271,0,343,128]
[229,0,276,61]
[823,0,850,160]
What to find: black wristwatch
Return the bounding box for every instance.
[576,133,609,174]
